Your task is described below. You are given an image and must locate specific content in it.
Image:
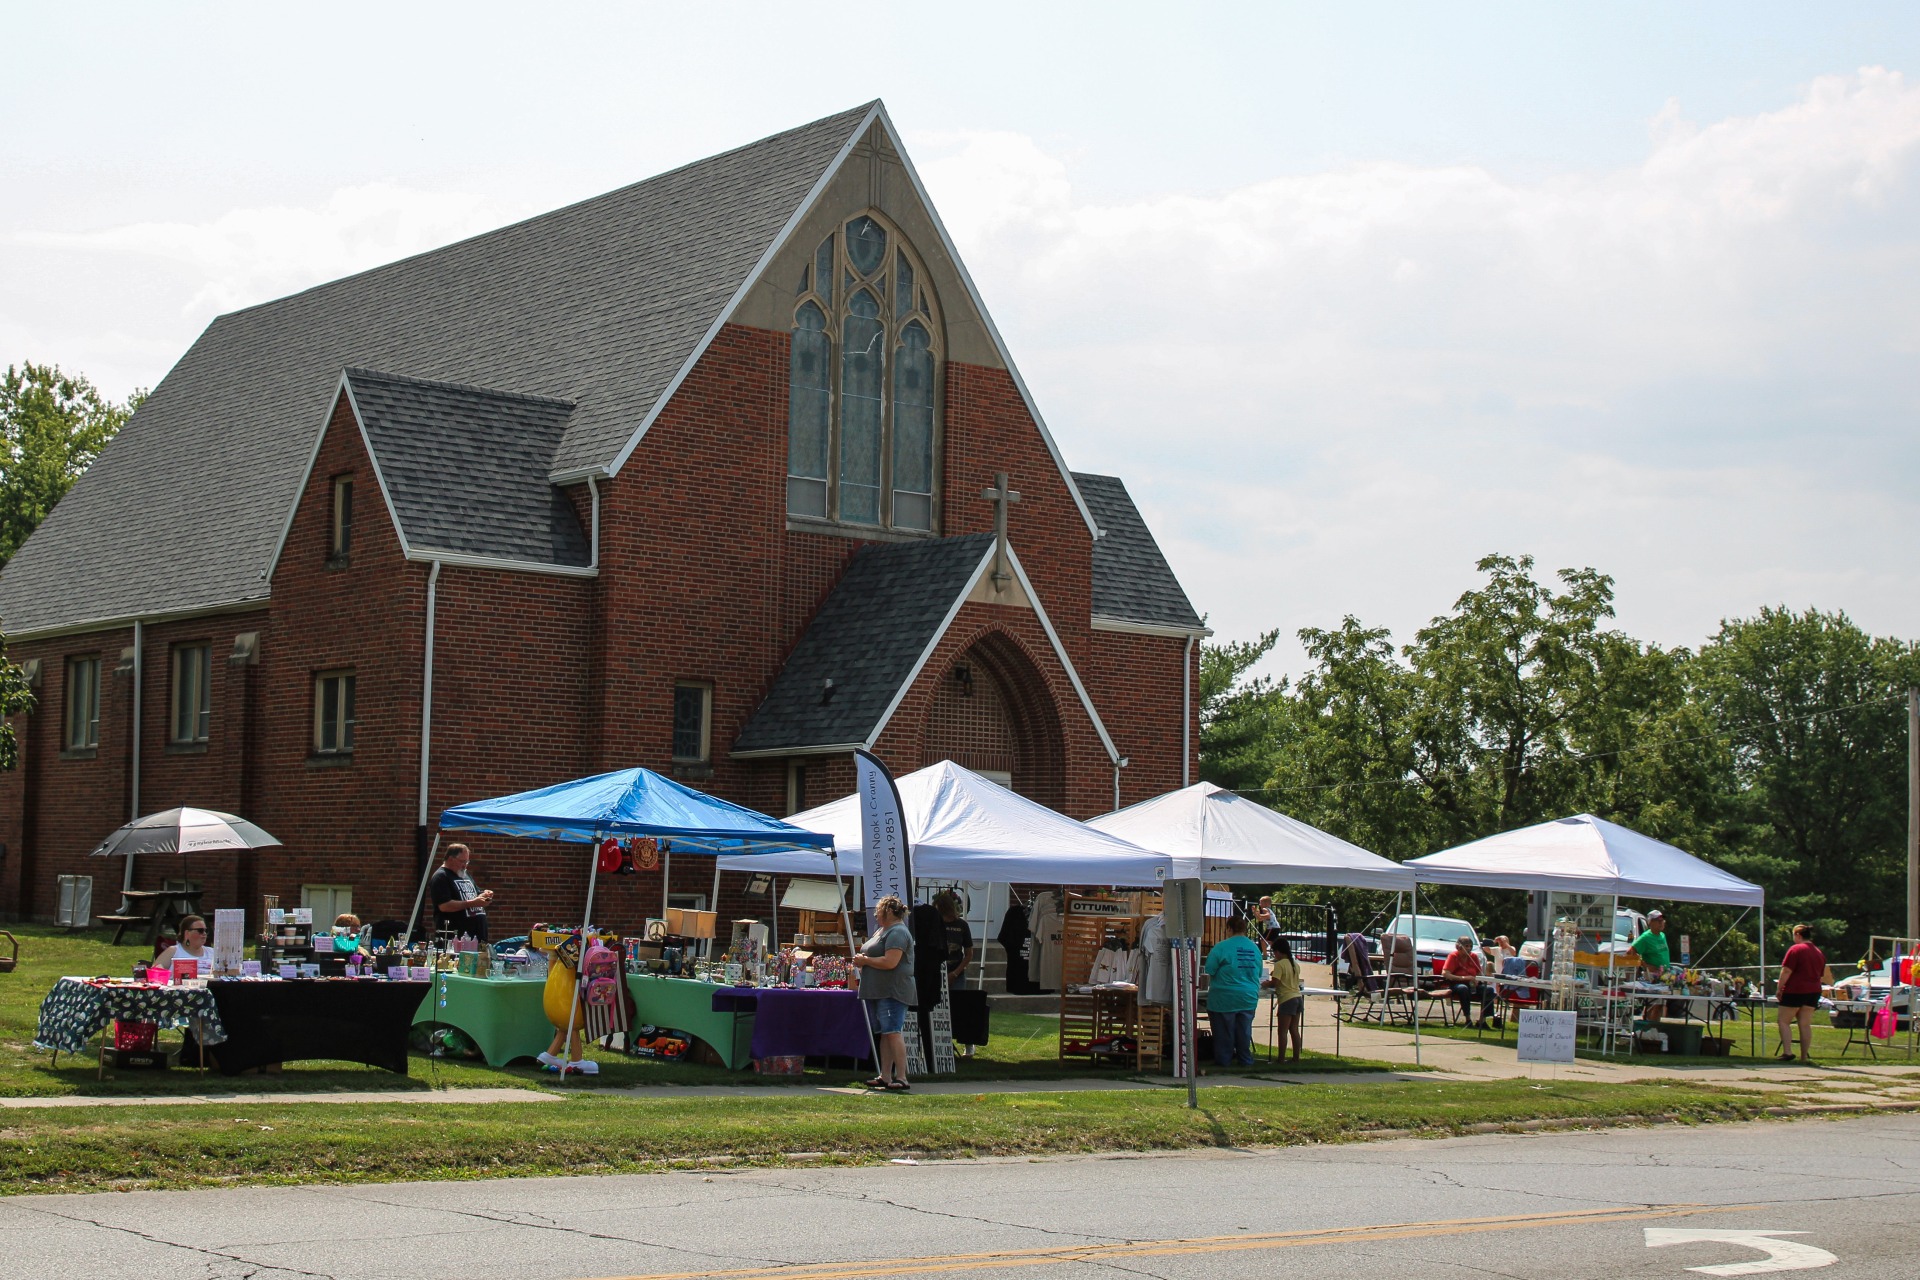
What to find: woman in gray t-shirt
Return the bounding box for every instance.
[852,895,916,1091]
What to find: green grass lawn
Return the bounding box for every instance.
[1383,1001,1913,1067]
[0,924,1382,1097]
[0,1076,1776,1195]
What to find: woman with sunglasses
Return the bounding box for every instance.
[154,915,212,968]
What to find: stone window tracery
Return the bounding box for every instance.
[788,212,941,531]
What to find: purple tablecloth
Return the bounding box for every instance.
[711,988,871,1061]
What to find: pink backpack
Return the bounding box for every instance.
[581,939,620,1008]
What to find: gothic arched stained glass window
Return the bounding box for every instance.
[787,211,943,531]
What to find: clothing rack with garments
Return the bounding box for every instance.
[1058,890,1163,1071]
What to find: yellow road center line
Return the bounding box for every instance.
[591,1201,1759,1280]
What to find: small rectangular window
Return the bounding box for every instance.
[301,884,353,922]
[672,682,711,762]
[786,760,808,816]
[329,475,353,559]
[170,644,211,744]
[314,669,357,754]
[64,656,100,750]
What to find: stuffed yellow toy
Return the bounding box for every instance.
[537,931,597,1075]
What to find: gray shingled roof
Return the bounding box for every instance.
[734,535,993,754]
[0,102,876,635]
[345,369,589,567]
[1074,473,1204,631]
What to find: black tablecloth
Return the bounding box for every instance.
[205,979,429,1075]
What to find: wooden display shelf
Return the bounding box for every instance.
[1057,890,1163,1071]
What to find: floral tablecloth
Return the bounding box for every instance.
[34,977,228,1055]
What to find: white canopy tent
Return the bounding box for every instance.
[1407,814,1767,1056]
[1088,782,1414,891]
[716,759,1175,887]
[1404,814,1763,908]
[1091,781,1417,1062]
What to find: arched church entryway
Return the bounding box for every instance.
[922,631,1065,809]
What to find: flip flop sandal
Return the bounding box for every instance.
[885,1080,911,1092]
[863,1076,889,1089]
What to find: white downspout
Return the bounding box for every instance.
[1181,634,1194,787]
[123,618,144,894]
[586,475,600,570]
[418,561,442,827]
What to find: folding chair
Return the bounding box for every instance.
[1380,934,1423,1026]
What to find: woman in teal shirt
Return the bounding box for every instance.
[1203,908,1264,1067]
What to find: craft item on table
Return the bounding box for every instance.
[171,957,199,983]
[810,954,850,989]
[291,908,313,926]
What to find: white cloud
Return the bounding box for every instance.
[911,68,1920,671]
[1,183,528,396]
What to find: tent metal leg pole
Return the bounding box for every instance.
[1758,901,1767,1052]
[1410,880,1421,1067]
[1607,893,1619,1056]
[833,853,879,1070]
[560,833,603,1076]
[401,834,441,949]
[710,858,722,918]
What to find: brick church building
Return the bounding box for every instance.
[0,102,1205,933]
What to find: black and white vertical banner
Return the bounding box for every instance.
[855,748,912,932]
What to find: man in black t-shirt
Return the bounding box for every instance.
[430,843,493,941]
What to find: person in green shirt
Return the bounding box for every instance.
[1630,910,1671,971]
[1204,910,1264,1067]
[1629,910,1672,1020]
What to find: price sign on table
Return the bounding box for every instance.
[1516,1008,1577,1063]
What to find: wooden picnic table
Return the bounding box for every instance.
[98,888,203,946]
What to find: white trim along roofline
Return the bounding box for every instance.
[858,540,1121,765]
[871,102,1101,543]
[580,101,1106,545]
[730,741,870,761]
[859,539,999,752]
[263,372,601,583]
[262,371,352,582]
[583,104,882,485]
[5,599,268,644]
[1091,614,1213,639]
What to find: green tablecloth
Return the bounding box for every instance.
[627,975,754,1069]
[412,973,552,1066]
[412,972,756,1069]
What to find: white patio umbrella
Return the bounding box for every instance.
[88,806,282,858]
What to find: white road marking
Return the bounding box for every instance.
[1644,1229,1838,1276]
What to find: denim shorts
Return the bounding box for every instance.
[866,997,909,1034]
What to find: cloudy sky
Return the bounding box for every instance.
[4,3,1918,676]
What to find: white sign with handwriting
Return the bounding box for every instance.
[1515,1008,1577,1063]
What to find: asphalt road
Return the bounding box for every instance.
[7,1113,1918,1279]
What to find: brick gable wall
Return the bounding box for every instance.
[0,319,1198,932]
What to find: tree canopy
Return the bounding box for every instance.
[1202,555,1912,960]
[0,362,143,566]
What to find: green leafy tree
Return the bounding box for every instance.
[1694,607,1920,959]
[1198,628,1292,793]
[1259,555,1737,938]
[0,362,143,565]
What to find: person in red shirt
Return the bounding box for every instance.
[1442,936,1496,1028]
[1776,923,1826,1062]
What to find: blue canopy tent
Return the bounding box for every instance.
[408,766,839,944]
[407,767,853,1073]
